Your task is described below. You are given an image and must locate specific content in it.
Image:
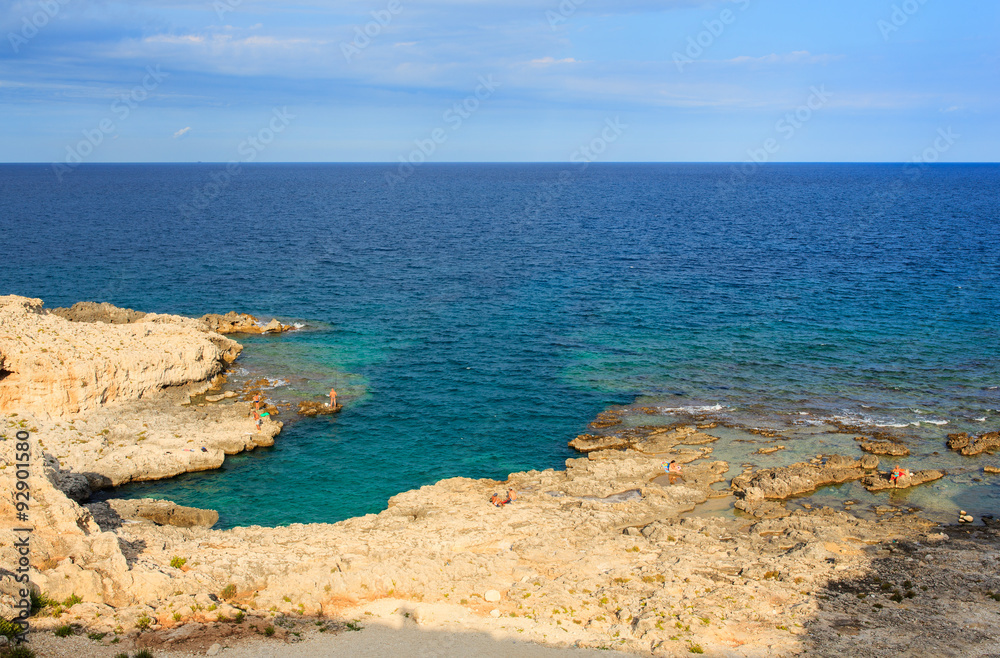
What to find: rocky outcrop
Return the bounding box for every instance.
[732,455,880,517]
[861,469,944,492]
[947,431,1000,456]
[94,499,219,529]
[298,401,342,417]
[858,440,910,457]
[569,425,717,454]
[198,312,293,335]
[51,301,148,324]
[0,296,241,417]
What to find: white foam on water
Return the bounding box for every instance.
[659,404,725,414]
[974,417,987,422]
[292,322,305,329]
[921,419,948,426]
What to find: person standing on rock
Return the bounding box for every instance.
[253,393,261,412]
[329,388,337,408]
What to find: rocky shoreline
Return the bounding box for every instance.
[2,296,999,657]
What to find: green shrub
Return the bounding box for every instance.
[87,631,106,641]
[135,615,152,631]
[53,624,73,637]
[169,557,187,569]
[62,594,82,608]
[689,645,704,654]
[114,653,130,658]
[264,625,275,636]
[220,584,237,600]
[29,591,56,615]
[135,650,155,658]
[0,617,23,639]
[4,646,37,658]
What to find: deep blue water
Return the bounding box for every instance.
[2,163,998,527]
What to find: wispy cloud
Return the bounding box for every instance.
[724,51,842,66]
[172,126,191,139]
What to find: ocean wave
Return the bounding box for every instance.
[974,417,987,422]
[292,322,306,329]
[659,404,725,414]
[921,419,948,426]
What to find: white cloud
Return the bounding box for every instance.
[725,51,841,66]
[529,56,580,67]
[172,126,191,138]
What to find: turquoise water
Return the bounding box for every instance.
[1,163,998,527]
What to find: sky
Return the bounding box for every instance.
[0,0,997,163]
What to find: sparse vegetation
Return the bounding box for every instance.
[136,614,152,630]
[221,584,237,600]
[53,624,74,637]
[689,645,704,654]
[264,625,275,636]
[62,594,82,608]
[169,557,187,569]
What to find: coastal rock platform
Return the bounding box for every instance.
[2,298,999,658]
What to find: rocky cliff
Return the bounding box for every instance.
[0,296,240,418]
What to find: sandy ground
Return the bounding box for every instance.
[27,618,636,658]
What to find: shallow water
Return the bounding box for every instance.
[3,163,998,528]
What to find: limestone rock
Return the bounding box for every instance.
[861,470,944,492]
[484,589,501,602]
[568,434,630,452]
[107,498,219,528]
[199,312,294,335]
[298,401,342,417]
[946,431,1000,456]
[859,440,910,457]
[732,455,879,502]
[0,296,242,417]
[51,301,148,324]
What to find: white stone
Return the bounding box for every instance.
[484,589,501,602]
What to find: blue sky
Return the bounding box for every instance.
[1,0,997,162]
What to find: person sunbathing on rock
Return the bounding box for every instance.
[889,465,907,484]
[491,490,517,507]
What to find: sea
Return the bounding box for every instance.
[2,163,998,528]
